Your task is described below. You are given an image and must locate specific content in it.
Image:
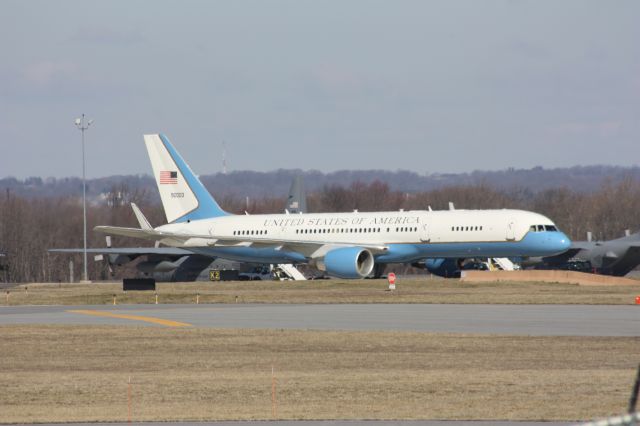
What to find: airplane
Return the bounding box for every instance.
[285,175,307,214]
[92,134,571,279]
[50,174,309,282]
[524,230,640,276]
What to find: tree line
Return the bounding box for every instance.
[4,164,640,200]
[1,178,639,283]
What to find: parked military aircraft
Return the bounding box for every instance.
[525,230,640,276]
[92,134,570,279]
[50,169,308,282]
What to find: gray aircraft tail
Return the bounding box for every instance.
[285,175,307,214]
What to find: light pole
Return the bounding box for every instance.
[74,114,93,282]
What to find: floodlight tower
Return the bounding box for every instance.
[74,114,93,282]
[222,141,228,175]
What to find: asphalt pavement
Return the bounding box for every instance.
[1,303,639,336]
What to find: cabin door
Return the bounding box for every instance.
[420,224,430,242]
[506,220,516,241]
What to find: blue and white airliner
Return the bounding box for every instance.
[95,134,571,279]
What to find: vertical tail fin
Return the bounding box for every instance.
[285,175,307,214]
[144,134,228,223]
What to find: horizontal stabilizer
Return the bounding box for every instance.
[94,226,163,241]
[131,203,152,230]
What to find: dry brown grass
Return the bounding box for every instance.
[4,278,640,305]
[0,325,638,422]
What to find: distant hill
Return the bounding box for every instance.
[2,165,640,201]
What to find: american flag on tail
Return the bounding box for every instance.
[160,171,178,184]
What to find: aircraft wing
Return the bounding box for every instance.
[94,226,388,259]
[601,245,640,276]
[205,234,389,258]
[570,241,595,250]
[49,247,193,256]
[541,247,584,265]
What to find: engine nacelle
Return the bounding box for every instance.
[109,254,132,266]
[414,258,463,278]
[318,247,375,279]
[137,260,179,274]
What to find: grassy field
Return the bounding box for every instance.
[0,325,638,423]
[3,277,640,305]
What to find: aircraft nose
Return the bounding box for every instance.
[554,232,571,252]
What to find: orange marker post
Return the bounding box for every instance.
[635,296,640,305]
[127,376,132,424]
[271,365,277,418]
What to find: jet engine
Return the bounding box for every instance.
[413,258,464,278]
[317,247,375,279]
[137,260,180,274]
[109,254,133,266]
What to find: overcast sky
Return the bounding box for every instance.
[1,0,639,179]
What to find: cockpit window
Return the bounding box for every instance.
[530,224,560,232]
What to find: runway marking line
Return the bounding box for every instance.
[67,310,191,327]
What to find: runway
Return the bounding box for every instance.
[19,422,572,426]
[1,303,639,336]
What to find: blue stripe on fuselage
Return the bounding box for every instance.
[182,231,570,265]
[377,230,571,262]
